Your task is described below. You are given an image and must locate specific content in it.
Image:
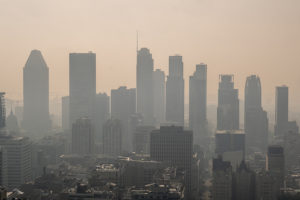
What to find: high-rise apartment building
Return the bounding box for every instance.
[244,75,268,152]
[275,86,289,136]
[153,69,165,125]
[23,50,51,133]
[0,93,5,130]
[0,146,7,187]
[69,52,96,128]
[267,145,285,190]
[217,75,239,130]
[0,135,32,189]
[136,48,154,125]
[189,64,207,144]
[72,118,94,155]
[111,86,136,151]
[103,119,122,156]
[166,56,184,126]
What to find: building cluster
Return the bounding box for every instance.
[0,47,300,200]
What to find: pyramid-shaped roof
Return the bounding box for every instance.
[24,49,48,69]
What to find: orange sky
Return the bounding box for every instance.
[0,0,300,111]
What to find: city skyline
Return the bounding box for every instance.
[0,0,300,112]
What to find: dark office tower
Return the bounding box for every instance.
[23,50,51,133]
[111,87,136,152]
[153,69,165,124]
[166,56,184,126]
[95,93,110,142]
[267,145,285,190]
[61,96,69,131]
[189,64,207,144]
[69,52,96,128]
[103,119,122,156]
[72,118,94,155]
[217,75,239,130]
[136,48,154,125]
[275,86,289,136]
[244,75,268,152]
[150,126,193,198]
[0,93,5,129]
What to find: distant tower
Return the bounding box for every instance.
[69,52,96,128]
[111,86,136,151]
[244,75,268,152]
[103,119,122,156]
[166,56,184,126]
[95,93,110,142]
[189,64,207,144]
[23,50,51,133]
[61,96,69,131]
[274,86,289,136]
[136,48,154,125]
[217,75,239,130]
[6,109,19,134]
[0,93,5,130]
[153,69,165,124]
[72,118,94,155]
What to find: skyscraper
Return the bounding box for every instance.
[150,126,193,197]
[189,64,207,144]
[69,52,96,128]
[23,50,51,133]
[61,96,69,131]
[0,93,5,130]
[72,117,94,155]
[95,93,110,142]
[217,75,239,130]
[111,86,136,151]
[244,75,268,152]
[103,119,122,156]
[153,69,165,124]
[166,56,184,126]
[275,86,289,136]
[136,48,154,125]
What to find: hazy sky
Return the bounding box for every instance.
[0,0,300,110]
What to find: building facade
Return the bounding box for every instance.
[72,118,94,155]
[103,119,122,156]
[153,69,165,125]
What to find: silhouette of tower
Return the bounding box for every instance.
[69,52,96,128]
[136,48,154,125]
[153,69,165,124]
[166,55,184,126]
[22,50,51,133]
[189,64,207,144]
[244,75,268,152]
[0,93,5,130]
[217,75,239,130]
[274,86,288,136]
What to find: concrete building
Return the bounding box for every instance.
[102,119,122,156]
[150,126,192,197]
[6,109,19,134]
[0,135,32,189]
[69,52,96,128]
[72,118,94,155]
[22,50,51,133]
[215,130,245,169]
[111,86,136,151]
[217,75,239,130]
[275,86,289,136]
[212,157,232,200]
[255,171,277,200]
[61,96,69,131]
[0,146,7,187]
[0,93,5,130]
[244,75,268,153]
[133,126,155,154]
[153,69,165,125]
[267,145,285,190]
[95,93,110,142]
[136,48,154,125]
[166,56,184,126]
[189,64,207,144]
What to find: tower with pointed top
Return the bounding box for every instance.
[23,50,51,133]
